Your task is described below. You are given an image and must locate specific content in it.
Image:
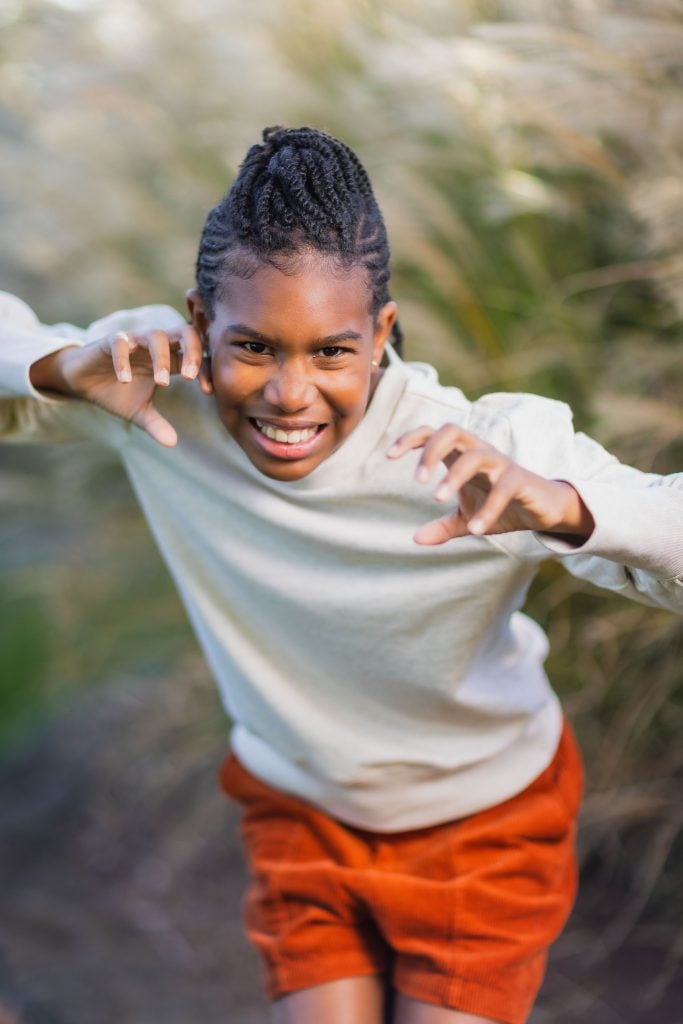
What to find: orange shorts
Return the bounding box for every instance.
[218,719,583,1024]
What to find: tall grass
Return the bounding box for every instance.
[1,0,682,963]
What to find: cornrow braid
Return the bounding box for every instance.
[195,125,404,356]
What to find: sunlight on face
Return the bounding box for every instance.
[201,257,395,481]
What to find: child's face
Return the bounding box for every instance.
[187,257,396,481]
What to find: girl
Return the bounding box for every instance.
[2,126,682,1024]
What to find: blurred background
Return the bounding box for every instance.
[1,0,682,1020]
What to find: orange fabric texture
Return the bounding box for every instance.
[218,720,584,1024]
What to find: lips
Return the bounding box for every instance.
[248,418,328,460]
[254,418,320,444]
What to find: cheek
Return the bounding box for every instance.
[210,369,249,430]
[350,377,375,423]
[335,369,372,411]
[329,391,366,432]
[212,361,253,401]
[211,359,372,421]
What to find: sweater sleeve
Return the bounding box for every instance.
[535,432,683,612]
[470,391,683,614]
[0,291,186,444]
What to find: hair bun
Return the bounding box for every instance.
[262,125,288,144]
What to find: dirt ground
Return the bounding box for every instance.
[1,660,681,1024]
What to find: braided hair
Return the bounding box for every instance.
[195,125,404,356]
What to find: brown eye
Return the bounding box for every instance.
[239,342,269,355]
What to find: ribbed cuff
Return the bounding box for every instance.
[0,326,84,402]
[535,477,683,580]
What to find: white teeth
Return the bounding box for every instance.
[255,420,318,444]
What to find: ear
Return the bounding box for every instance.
[185,288,214,395]
[186,287,208,335]
[373,300,397,364]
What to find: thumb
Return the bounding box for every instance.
[413,511,470,545]
[132,403,178,447]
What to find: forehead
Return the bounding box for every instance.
[215,255,373,332]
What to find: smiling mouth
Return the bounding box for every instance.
[250,418,326,445]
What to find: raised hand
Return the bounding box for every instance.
[387,423,594,545]
[30,325,206,447]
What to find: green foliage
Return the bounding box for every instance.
[0,446,198,751]
[0,586,51,746]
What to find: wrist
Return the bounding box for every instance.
[29,345,82,397]
[549,480,595,541]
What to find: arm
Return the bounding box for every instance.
[0,292,87,442]
[387,403,683,614]
[1,293,200,446]
[532,432,683,612]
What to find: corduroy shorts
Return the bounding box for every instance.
[218,719,583,1024]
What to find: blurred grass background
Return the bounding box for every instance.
[1,0,682,1016]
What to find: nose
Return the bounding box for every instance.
[263,359,317,412]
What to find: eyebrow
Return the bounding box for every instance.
[224,323,363,346]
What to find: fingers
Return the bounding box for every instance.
[414,512,470,546]
[464,471,517,535]
[387,426,436,463]
[146,330,173,385]
[415,424,480,484]
[177,325,203,381]
[413,471,517,543]
[413,476,514,545]
[388,424,480,482]
[110,331,137,383]
[432,450,499,502]
[148,327,203,385]
[108,326,203,386]
[387,422,519,542]
[132,403,178,448]
[388,424,505,495]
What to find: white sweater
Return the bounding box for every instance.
[2,293,682,831]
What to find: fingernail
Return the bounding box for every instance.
[468,518,484,534]
[183,363,198,378]
[157,369,170,385]
[435,483,451,501]
[416,466,429,483]
[387,443,400,457]
[119,369,131,383]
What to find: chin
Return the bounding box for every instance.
[250,464,315,483]
[235,440,321,481]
